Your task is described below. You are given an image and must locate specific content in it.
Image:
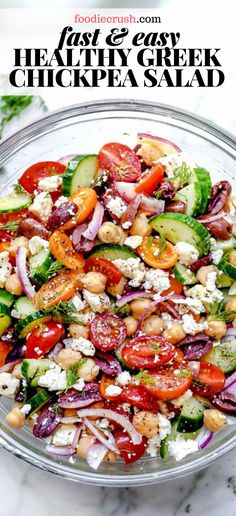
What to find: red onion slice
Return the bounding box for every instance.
[82,201,104,241]
[114,182,137,202]
[86,443,107,470]
[72,223,87,251]
[83,417,117,452]
[116,291,153,308]
[137,133,181,153]
[196,427,214,449]
[135,294,179,333]
[58,383,102,409]
[77,408,142,445]
[120,195,142,227]
[225,328,236,338]
[198,213,226,224]
[223,371,236,391]
[45,445,76,457]
[71,424,82,449]
[16,246,36,299]
[140,195,165,215]
[0,359,21,373]
[60,417,82,424]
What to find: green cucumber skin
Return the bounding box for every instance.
[22,358,52,387]
[160,420,200,459]
[202,339,236,374]
[29,250,54,285]
[62,154,98,196]
[218,256,236,280]
[175,183,202,217]
[0,193,32,214]
[89,244,136,261]
[0,289,15,307]
[177,397,206,433]
[173,263,197,285]
[191,167,212,214]
[0,302,10,316]
[149,212,210,256]
[26,389,53,417]
[14,311,51,338]
[14,296,37,318]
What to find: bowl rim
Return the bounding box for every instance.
[0,98,235,486]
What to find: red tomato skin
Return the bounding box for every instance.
[120,384,160,412]
[114,429,147,464]
[19,162,66,194]
[98,143,141,182]
[135,164,164,195]
[192,362,225,397]
[24,322,64,359]
[141,369,193,401]
[84,257,122,286]
[121,335,176,369]
[90,313,127,351]
[0,341,11,367]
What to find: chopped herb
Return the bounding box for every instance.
[157,235,167,256]
[66,359,87,389]
[185,504,192,513]
[150,342,161,354]
[134,370,155,385]
[0,220,20,231]
[147,236,154,248]
[175,369,191,378]
[209,301,236,322]
[169,161,192,188]
[154,190,163,199]
[46,260,64,280]
[13,183,27,195]
[50,404,61,415]
[0,96,33,137]
[47,301,83,324]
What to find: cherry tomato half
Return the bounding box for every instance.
[192,362,225,397]
[120,384,160,412]
[24,322,64,359]
[0,341,11,367]
[114,429,147,464]
[141,368,193,400]
[85,257,122,286]
[90,313,127,351]
[135,163,164,195]
[121,335,176,370]
[19,162,66,194]
[98,142,141,182]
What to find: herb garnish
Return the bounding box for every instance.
[134,370,155,385]
[0,220,20,231]
[209,300,236,322]
[47,300,84,324]
[46,260,65,280]
[169,161,192,188]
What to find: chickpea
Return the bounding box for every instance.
[5,407,25,429]
[133,411,158,438]
[69,323,89,340]
[81,272,107,294]
[205,319,227,340]
[229,250,236,267]
[107,276,126,297]
[196,265,217,286]
[124,316,138,336]
[141,315,164,336]
[77,435,95,459]
[140,142,163,166]
[54,348,82,369]
[104,451,117,463]
[130,210,152,237]
[203,409,227,432]
[8,236,29,257]
[98,222,125,244]
[225,297,236,319]
[162,322,186,344]
[12,363,22,379]
[130,298,155,320]
[5,273,23,296]
[78,358,99,382]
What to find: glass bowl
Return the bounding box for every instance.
[0,99,236,486]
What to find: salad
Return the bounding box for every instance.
[0,133,236,470]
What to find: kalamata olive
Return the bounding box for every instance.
[190,254,212,272]
[211,391,236,415]
[19,218,51,239]
[155,181,175,200]
[207,180,232,214]
[33,405,62,438]
[165,200,186,213]
[94,352,122,376]
[198,215,232,240]
[46,202,78,230]
[0,327,16,346]
[178,333,213,360]
[6,344,25,363]
[58,383,102,408]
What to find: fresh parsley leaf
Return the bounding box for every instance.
[13,183,27,195]
[209,301,236,322]
[147,236,154,248]
[175,369,191,378]
[157,235,167,256]
[134,370,155,385]
[169,161,192,188]
[0,220,20,231]
[46,260,64,280]
[66,359,88,389]
[47,301,83,324]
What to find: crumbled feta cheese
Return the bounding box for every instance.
[161,312,174,329]
[38,364,67,391]
[116,371,131,386]
[147,434,161,457]
[29,236,49,255]
[38,174,62,192]
[0,372,20,399]
[52,424,76,447]
[82,289,110,312]
[172,389,193,408]
[96,418,110,429]
[113,258,146,288]
[122,221,132,229]
[157,152,197,179]
[175,242,199,266]
[205,271,217,292]
[182,314,208,335]
[186,283,224,304]
[10,309,21,319]
[0,251,12,288]
[144,269,170,293]
[63,337,95,356]
[158,413,171,441]
[20,403,31,415]
[105,385,122,397]
[228,282,236,296]
[29,192,53,222]
[74,311,95,325]
[124,235,143,249]
[176,297,205,314]
[71,295,85,311]
[54,195,68,208]
[73,378,85,391]
[211,249,223,265]
[106,196,127,218]
[168,435,199,461]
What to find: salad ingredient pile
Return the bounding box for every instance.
[0,133,236,470]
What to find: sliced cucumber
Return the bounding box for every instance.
[26,389,53,417]
[110,299,131,318]
[62,155,99,196]
[174,183,202,216]
[15,312,52,339]
[0,303,11,336]
[177,396,206,433]
[218,252,236,280]
[22,358,52,387]
[173,262,197,285]
[29,249,54,285]
[217,238,236,251]
[190,167,212,214]
[202,339,236,374]
[88,244,136,261]
[0,193,32,214]
[149,212,210,256]
[0,289,15,307]
[14,296,37,318]
[216,273,232,288]
[160,420,200,459]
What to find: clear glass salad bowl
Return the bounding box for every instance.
[0,99,236,486]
